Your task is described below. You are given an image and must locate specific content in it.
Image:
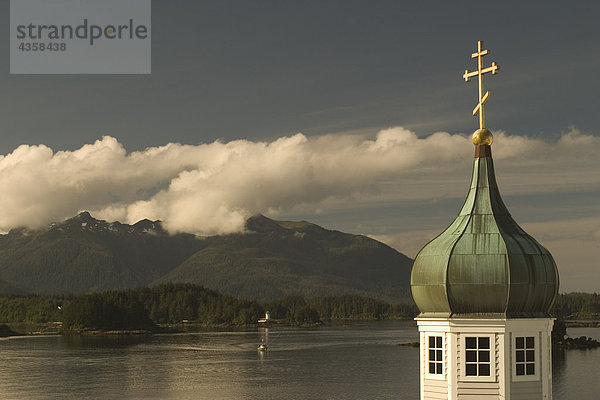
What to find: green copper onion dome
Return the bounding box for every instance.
[410,142,559,318]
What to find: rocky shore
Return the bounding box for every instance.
[554,335,600,349]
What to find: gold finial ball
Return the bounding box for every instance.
[472,128,493,146]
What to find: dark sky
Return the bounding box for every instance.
[1,1,599,292]
[1,0,599,152]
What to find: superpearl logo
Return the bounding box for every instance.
[10,0,151,74]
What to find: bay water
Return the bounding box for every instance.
[0,321,597,399]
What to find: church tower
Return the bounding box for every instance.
[410,41,559,400]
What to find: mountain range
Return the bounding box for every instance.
[0,212,413,302]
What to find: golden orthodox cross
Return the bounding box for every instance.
[463,41,499,130]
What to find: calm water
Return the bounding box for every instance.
[0,322,597,400]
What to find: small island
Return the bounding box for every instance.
[554,335,600,349]
[0,283,417,335]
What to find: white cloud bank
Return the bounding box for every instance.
[0,127,598,236]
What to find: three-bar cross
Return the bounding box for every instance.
[463,41,499,130]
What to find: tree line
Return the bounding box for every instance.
[552,292,600,320]
[1,287,597,332]
[264,294,416,323]
[0,283,417,330]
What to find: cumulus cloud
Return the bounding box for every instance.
[0,127,598,235]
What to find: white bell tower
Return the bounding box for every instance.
[410,41,559,400]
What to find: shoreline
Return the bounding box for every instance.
[2,318,597,338]
[564,320,600,328]
[2,318,414,336]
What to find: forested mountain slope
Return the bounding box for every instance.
[0,213,413,302]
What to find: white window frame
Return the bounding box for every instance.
[512,333,540,382]
[460,334,496,382]
[425,333,445,380]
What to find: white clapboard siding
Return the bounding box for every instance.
[424,378,448,399]
[511,380,544,400]
[415,317,553,400]
[456,381,500,396]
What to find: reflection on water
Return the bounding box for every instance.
[62,333,152,348]
[552,327,600,400]
[0,322,597,400]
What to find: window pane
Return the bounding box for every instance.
[466,337,477,349]
[429,350,436,361]
[516,364,525,376]
[466,350,477,362]
[436,350,443,361]
[516,350,524,362]
[526,350,535,362]
[526,337,535,348]
[429,336,436,348]
[429,363,436,374]
[479,337,490,349]
[479,350,490,362]
[436,336,443,348]
[526,364,535,375]
[479,364,490,376]
[516,337,524,349]
[436,363,443,374]
[466,364,477,376]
